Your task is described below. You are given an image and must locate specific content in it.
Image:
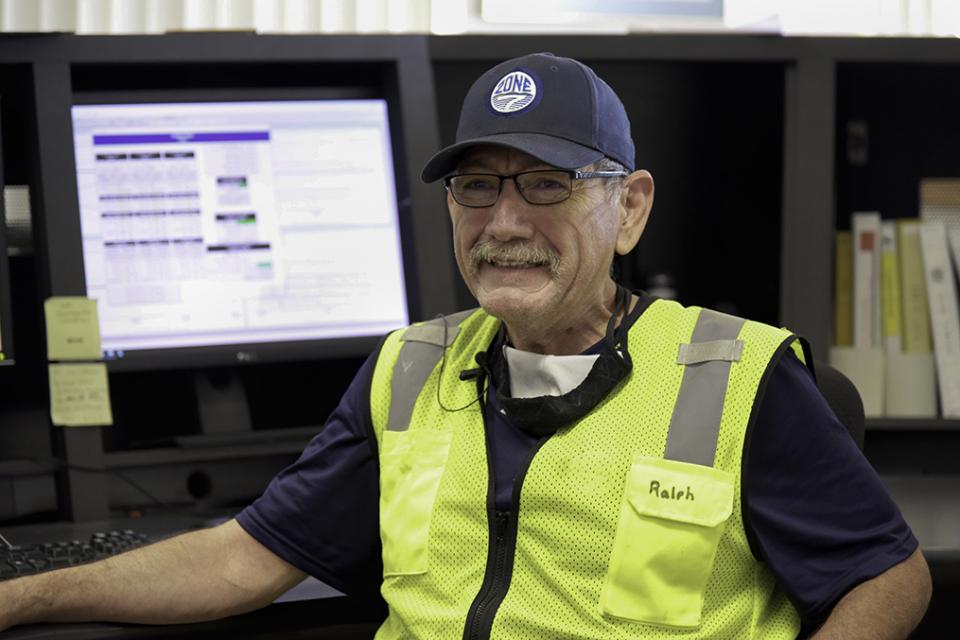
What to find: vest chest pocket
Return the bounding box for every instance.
[600,456,735,628]
[379,429,453,576]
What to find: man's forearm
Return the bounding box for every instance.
[0,519,305,631]
[811,548,932,640]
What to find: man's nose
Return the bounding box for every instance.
[485,179,533,241]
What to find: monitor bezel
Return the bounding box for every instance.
[69,86,420,372]
[0,100,13,367]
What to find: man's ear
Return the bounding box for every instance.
[615,170,655,255]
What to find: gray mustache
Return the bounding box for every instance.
[470,241,560,276]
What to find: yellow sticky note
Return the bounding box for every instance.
[48,363,113,427]
[44,297,102,361]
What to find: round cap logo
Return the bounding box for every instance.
[490,70,537,114]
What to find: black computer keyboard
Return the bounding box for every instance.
[0,529,150,580]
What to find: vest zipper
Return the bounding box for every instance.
[462,408,548,640]
[463,510,511,640]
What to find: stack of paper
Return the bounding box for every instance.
[919,178,960,419]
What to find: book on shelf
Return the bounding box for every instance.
[898,220,933,354]
[880,221,902,353]
[884,219,937,418]
[918,220,960,419]
[831,212,885,417]
[880,221,904,416]
[852,211,882,350]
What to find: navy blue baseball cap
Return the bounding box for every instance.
[421,52,635,183]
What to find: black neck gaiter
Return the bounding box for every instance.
[477,286,641,437]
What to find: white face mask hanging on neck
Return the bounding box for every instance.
[503,347,600,399]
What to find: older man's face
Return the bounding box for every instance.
[448,146,621,333]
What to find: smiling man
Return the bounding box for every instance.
[368,52,931,639]
[0,53,931,640]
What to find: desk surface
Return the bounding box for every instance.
[2,598,382,640]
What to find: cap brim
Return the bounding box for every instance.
[420,132,605,183]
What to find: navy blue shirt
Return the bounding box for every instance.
[237,326,917,630]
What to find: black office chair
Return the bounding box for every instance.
[812,360,866,451]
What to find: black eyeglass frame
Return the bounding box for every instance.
[443,169,628,208]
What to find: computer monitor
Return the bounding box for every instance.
[69,91,412,372]
[25,41,455,518]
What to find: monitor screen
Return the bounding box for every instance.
[70,97,410,369]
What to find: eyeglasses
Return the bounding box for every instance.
[444,169,628,208]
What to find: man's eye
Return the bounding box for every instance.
[528,178,565,190]
[462,179,496,191]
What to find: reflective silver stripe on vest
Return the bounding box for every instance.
[663,309,747,466]
[387,309,476,432]
[677,339,744,365]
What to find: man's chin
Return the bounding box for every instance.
[474,286,553,324]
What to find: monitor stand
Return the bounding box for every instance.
[195,370,253,436]
[175,371,318,449]
[171,370,252,448]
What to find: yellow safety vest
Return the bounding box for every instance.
[370,298,806,639]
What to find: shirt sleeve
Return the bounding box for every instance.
[744,350,919,632]
[235,352,382,596]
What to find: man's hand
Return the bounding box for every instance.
[811,548,931,639]
[0,519,306,632]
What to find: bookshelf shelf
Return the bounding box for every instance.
[864,421,959,476]
[867,419,960,431]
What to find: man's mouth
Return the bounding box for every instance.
[485,258,547,269]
